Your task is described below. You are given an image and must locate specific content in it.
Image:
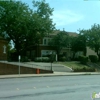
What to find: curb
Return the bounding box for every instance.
[0,72,100,79]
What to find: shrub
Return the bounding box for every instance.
[79,55,88,65]
[21,56,29,62]
[42,54,50,58]
[34,57,42,62]
[89,55,98,63]
[34,57,50,62]
[42,57,50,62]
[73,67,95,72]
[59,56,66,61]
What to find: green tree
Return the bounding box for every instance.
[79,24,100,60]
[23,0,55,51]
[49,31,69,56]
[0,0,55,57]
[71,34,86,59]
[0,0,32,56]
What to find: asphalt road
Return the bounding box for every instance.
[0,75,100,100]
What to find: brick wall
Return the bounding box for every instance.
[0,62,53,75]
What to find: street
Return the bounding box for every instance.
[0,75,100,100]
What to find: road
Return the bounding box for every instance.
[0,75,100,100]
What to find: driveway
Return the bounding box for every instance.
[25,62,73,72]
[0,61,73,72]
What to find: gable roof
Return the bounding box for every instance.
[48,30,78,37]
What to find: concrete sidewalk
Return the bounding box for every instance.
[0,61,73,72]
[0,72,100,79]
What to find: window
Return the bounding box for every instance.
[43,39,47,45]
[43,37,52,45]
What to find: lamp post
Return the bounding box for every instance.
[18,55,21,75]
[68,43,71,61]
[50,51,54,71]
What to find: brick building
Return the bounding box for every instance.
[25,30,97,61]
[26,30,77,60]
[0,36,8,60]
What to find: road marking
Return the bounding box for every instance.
[17,88,19,90]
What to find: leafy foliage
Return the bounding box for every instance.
[0,0,55,57]
[34,57,50,62]
[79,55,88,65]
[70,34,87,59]
[79,24,100,60]
[49,31,69,55]
[89,55,98,63]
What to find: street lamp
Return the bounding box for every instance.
[18,55,21,75]
[50,51,53,71]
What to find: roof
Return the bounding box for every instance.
[47,30,78,37]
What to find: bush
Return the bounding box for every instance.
[59,56,66,61]
[42,54,50,58]
[21,56,29,62]
[34,57,50,62]
[89,55,98,63]
[58,54,64,58]
[73,67,95,72]
[79,55,88,65]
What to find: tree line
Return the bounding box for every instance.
[0,0,55,57]
[50,24,100,61]
[0,0,100,61]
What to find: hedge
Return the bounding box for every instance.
[79,55,88,64]
[34,57,50,62]
[73,67,95,72]
[89,55,98,63]
[59,56,66,61]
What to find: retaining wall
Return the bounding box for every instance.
[0,62,53,75]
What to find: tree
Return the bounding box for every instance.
[79,24,100,60]
[23,0,55,51]
[70,34,87,59]
[0,0,32,55]
[49,31,69,56]
[0,0,55,58]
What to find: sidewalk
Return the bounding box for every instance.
[0,61,73,72]
[0,72,100,79]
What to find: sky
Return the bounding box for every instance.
[20,0,100,33]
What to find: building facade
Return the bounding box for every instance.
[26,30,98,61]
[26,30,78,60]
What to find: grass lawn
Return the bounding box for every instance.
[55,61,88,68]
[54,61,96,72]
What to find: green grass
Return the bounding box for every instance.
[55,61,87,68]
[55,61,96,72]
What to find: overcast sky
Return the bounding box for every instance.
[20,0,100,33]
